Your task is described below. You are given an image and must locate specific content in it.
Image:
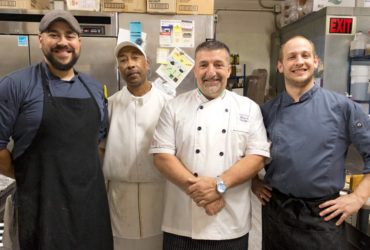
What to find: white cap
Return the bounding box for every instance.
[114,40,147,60]
[115,28,147,60]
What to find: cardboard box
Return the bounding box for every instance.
[101,0,146,12]
[176,0,214,15]
[147,0,176,14]
[67,0,100,11]
[313,0,355,11]
[0,0,49,10]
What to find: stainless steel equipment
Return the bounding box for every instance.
[117,13,214,95]
[0,9,118,96]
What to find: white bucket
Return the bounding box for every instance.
[351,65,369,76]
[351,82,369,101]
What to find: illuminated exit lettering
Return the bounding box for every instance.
[329,18,353,34]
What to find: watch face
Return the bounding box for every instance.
[217,183,227,193]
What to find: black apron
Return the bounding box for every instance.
[262,188,349,250]
[13,64,113,250]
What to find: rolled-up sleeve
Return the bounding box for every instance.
[149,102,176,155]
[245,103,271,158]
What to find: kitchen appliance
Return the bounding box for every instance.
[0,9,118,95]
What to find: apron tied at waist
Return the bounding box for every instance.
[262,188,348,250]
[272,188,339,219]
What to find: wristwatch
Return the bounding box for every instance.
[216,176,227,194]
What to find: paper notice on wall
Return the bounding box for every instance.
[159,20,194,48]
[156,48,170,64]
[156,47,194,89]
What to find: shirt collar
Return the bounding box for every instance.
[126,83,153,105]
[196,89,226,103]
[42,61,78,83]
[281,83,319,106]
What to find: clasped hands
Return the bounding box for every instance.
[186,176,225,216]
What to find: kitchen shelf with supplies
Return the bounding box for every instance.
[227,64,246,91]
[348,57,370,114]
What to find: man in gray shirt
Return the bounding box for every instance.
[252,35,370,250]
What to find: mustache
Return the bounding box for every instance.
[51,45,75,53]
[202,76,219,81]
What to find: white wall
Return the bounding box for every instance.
[215,10,276,77]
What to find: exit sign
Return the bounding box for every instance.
[326,16,356,35]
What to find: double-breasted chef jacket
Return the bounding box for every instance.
[150,89,270,240]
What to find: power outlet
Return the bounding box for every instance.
[214,14,218,23]
[274,4,281,14]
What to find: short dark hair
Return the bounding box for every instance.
[195,40,230,57]
[278,35,317,61]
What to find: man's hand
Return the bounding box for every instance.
[204,197,225,216]
[251,176,272,206]
[0,149,14,179]
[319,193,365,226]
[187,176,221,207]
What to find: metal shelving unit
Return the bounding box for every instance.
[348,57,370,114]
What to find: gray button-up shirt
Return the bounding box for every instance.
[0,62,107,159]
[263,84,370,198]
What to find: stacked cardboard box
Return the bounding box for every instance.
[0,0,49,10]
[147,0,176,14]
[101,0,146,12]
[176,0,214,15]
[66,0,100,11]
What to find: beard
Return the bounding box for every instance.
[43,45,80,71]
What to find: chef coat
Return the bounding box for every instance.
[263,84,370,198]
[103,85,171,182]
[149,89,270,240]
[102,85,171,239]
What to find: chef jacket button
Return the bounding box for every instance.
[219,152,224,156]
[197,126,202,131]
[225,108,228,112]
[222,129,226,133]
[195,149,200,154]
[199,105,204,110]
[356,122,363,128]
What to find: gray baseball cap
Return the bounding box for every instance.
[39,10,81,34]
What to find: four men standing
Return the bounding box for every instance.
[0,9,369,250]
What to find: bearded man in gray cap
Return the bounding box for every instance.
[0,10,113,250]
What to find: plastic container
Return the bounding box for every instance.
[350,32,367,58]
[350,64,370,101]
[351,81,369,100]
[351,65,369,76]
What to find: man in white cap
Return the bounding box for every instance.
[0,10,113,249]
[101,38,172,249]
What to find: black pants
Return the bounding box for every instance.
[262,189,349,250]
[163,232,249,250]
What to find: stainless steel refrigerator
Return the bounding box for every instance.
[0,9,119,96]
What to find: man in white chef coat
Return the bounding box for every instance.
[149,40,270,249]
[101,39,172,250]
